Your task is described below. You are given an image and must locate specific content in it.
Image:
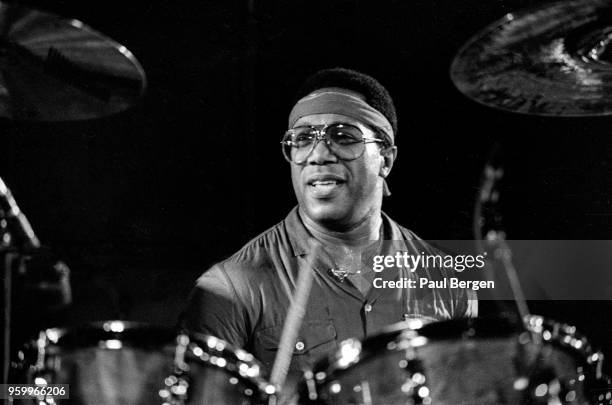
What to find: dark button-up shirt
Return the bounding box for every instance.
[182,207,477,375]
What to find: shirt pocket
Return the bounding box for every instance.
[253,320,338,372]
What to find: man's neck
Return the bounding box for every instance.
[299,207,382,248]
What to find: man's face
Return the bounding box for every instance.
[290,113,392,230]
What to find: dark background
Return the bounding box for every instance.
[3,0,611,372]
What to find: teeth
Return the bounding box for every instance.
[312,180,338,186]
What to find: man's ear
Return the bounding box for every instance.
[379,146,397,178]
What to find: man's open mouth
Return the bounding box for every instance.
[306,176,346,197]
[306,173,346,187]
[309,180,344,187]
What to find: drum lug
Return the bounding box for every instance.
[401,353,431,405]
[518,369,581,405]
[159,372,190,405]
[301,370,321,403]
[589,374,612,405]
[160,334,191,405]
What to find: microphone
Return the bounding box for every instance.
[0,176,40,251]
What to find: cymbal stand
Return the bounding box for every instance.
[473,143,532,329]
[0,175,40,384]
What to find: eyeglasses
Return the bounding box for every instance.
[280,123,386,165]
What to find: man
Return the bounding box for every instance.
[182,67,477,376]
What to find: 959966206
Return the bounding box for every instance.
[0,384,69,400]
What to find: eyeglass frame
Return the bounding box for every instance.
[280,122,389,165]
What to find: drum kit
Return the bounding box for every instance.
[3,0,612,404]
[12,321,276,404]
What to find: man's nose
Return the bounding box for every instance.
[307,138,338,164]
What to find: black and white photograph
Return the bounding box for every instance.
[1,0,612,403]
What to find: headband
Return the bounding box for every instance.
[288,88,395,145]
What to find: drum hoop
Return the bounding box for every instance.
[34,320,177,353]
[525,315,596,360]
[313,315,600,384]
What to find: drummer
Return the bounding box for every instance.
[181,67,477,376]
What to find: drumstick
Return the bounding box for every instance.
[269,242,319,393]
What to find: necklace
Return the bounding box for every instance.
[328,267,362,282]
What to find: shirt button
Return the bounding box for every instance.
[364,303,373,313]
[295,341,305,351]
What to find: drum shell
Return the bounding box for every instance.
[14,321,176,405]
[301,316,600,405]
[14,323,276,405]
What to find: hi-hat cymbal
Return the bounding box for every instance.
[451,0,612,117]
[0,2,146,122]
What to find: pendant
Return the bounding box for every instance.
[328,268,348,282]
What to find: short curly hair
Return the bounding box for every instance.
[294,67,397,137]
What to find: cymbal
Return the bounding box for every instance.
[451,0,612,117]
[0,2,146,122]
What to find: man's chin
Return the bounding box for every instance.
[303,203,349,226]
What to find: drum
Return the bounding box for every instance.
[13,321,276,405]
[14,320,176,404]
[299,315,608,405]
[160,333,276,405]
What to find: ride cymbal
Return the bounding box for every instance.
[0,2,146,121]
[451,0,612,116]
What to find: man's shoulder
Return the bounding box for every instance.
[201,213,294,280]
[226,218,290,264]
